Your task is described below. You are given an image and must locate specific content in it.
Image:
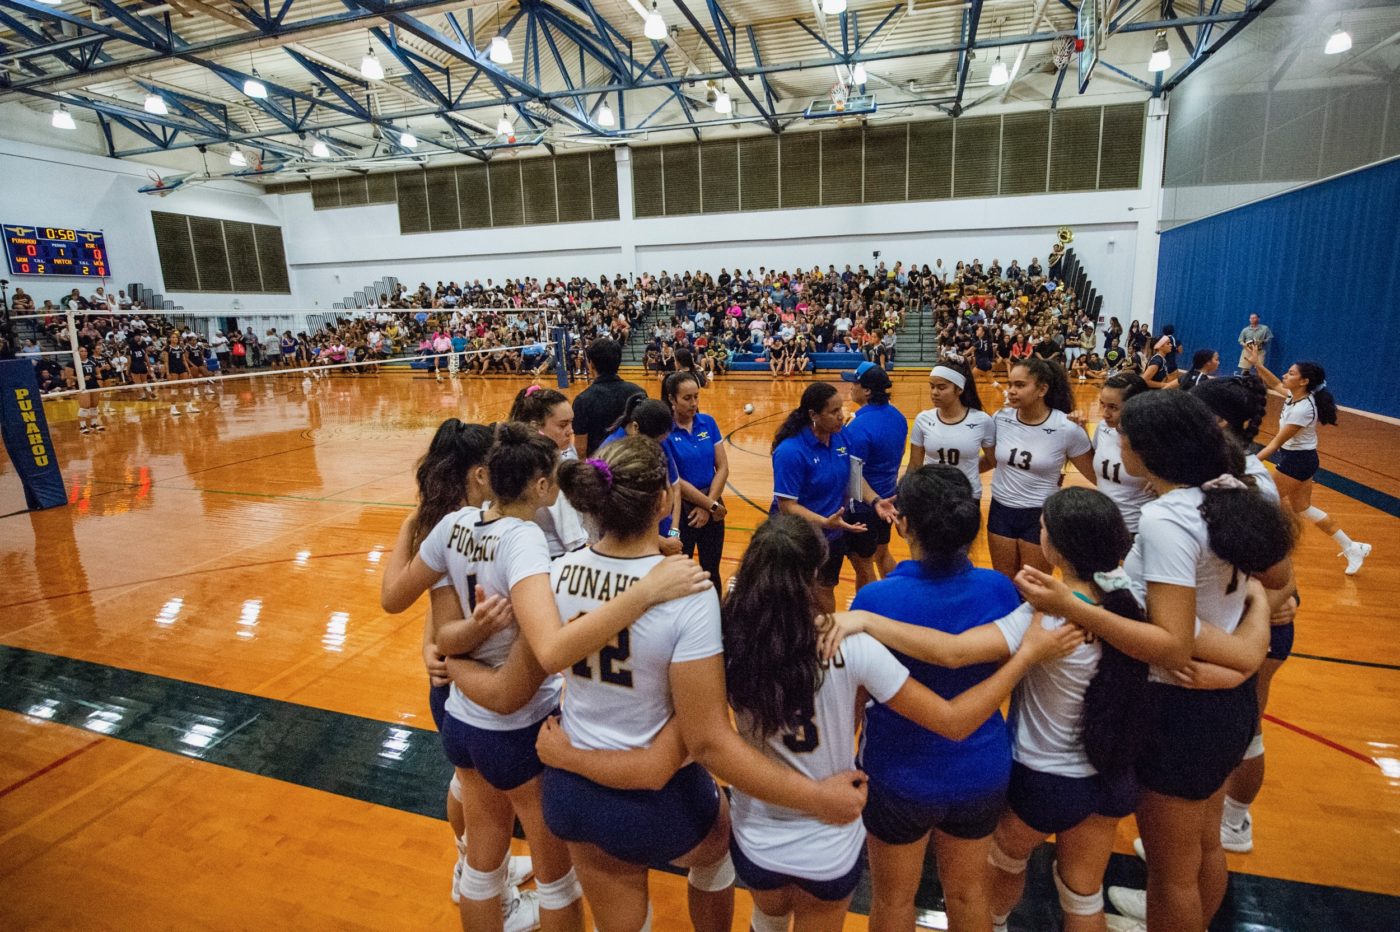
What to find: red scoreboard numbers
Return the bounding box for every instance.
[4,223,109,277]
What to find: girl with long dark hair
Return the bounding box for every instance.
[601,395,683,552]
[525,437,868,932]
[662,370,729,590]
[1246,351,1370,575]
[510,385,589,557]
[1091,372,1154,533]
[1016,390,1293,932]
[907,359,994,499]
[987,358,1096,578]
[771,382,895,614]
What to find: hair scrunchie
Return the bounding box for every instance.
[586,458,613,488]
[524,384,541,396]
[1092,567,1134,593]
[1201,473,1247,491]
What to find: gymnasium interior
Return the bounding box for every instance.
[1,0,1398,929]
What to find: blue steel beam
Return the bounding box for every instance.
[856,4,902,54]
[372,24,452,107]
[0,0,170,54]
[672,0,780,132]
[1195,0,1227,60]
[282,48,374,120]
[85,0,176,52]
[1162,0,1279,91]
[1163,0,1197,59]
[1049,63,1068,110]
[953,0,985,114]
[746,25,778,111]
[135,81,239,136]
[653,48,701,140]
[1097,60,1155,91]
[0,8,94,74]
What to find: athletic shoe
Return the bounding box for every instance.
[1105,916,1146,932]
[1221,815,1253,853]
[93,423,106,432]
[185,402,199,413]
[1107,886,1146,922]
[1343,542,1372,576]
[1132,837,1145,861]
[507,855,534,888]
[80,425,93,434]
[503,889,541,932]
[170,405,181,416]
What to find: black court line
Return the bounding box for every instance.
[1,644,1396,930]
[1291,652,1400,672]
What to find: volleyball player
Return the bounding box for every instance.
[1090,373,1154,534]
[1015,391,1293,931]
[848,466,1040,932]
[381,426,710,932]
[662,371,729,590]
[841,362,908,589]
[1245,348,1371,574]
[74,346,106,434]
[771,382,896,615]
[127,335,154,398]
[599,396,683,555]
[526,437,869,932]
[390,419,534,904]
[987,359,1095,577]
[717,512,1076,932]
[907,360,995,498]
[510,386,589,558]
[162,331,199,416]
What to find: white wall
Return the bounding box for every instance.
[0,124,297,312]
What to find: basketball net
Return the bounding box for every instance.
[830,82,849,112]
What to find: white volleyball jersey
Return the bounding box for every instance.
[1280,395,1319,450]
[1123,488,1249,684]
[994,604,1101,777]
[910,408,996,498]
[990,408,1092,508]
[419,509,563,730]
[730,634,909,880]
[551,549,722,752]
[1244,454,1279,503]
[1092,424,1156,533]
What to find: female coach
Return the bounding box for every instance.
[840,362,909,589]
[663,371,729,590]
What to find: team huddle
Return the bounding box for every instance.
[378,335,1362,932]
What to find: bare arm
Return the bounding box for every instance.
[1255,424,1300,463]
[671,655,867,825]
[512,557,710,675]
[820,611,1012,668]
[884,621,1083,741]
[1015,567,1194,669]
[905,444,926,474]
[1068,450,1098,487]
[434,586,516,657]
[445,634,550,715]
[777,497,867,534]
[534,716,688,792]
[1189,578,1270,673]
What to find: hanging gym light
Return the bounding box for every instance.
[1148,31,1171,72]
[644,2,667,41]
[144,93,168,115]
[360,44,385,80]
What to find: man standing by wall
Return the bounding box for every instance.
[1237,313,1273,374]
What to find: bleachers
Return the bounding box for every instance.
[721,352,878,374]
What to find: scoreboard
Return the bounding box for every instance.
[4,224,110,277]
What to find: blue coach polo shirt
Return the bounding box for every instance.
[771,426,852,539]
[600,427,680,534]
[841,401,909,499]
[666,413,722,493]
[853,557,1018,804]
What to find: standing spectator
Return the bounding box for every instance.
[211,330,230,371]
[571,337,645,456]
[1236,313,1273,375]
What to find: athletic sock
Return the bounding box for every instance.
[1331,529,1354,550]
[1223,795,1250,830]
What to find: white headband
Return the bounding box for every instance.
[929,365,967,390]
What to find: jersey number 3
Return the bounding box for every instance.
[572,629,634,688]
[782,713,820,753]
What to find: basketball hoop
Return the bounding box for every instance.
[146,169,167,190]
[830,82,849,113]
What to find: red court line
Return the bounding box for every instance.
[0,737,102,799]
[1263,713,1379,769]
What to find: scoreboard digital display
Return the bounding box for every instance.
[4,223,110,277]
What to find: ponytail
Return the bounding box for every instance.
[1295,361,1337,425]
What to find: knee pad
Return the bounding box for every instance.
[749,908,788,932]
[687,852,735,892]
[1302,506,1328,523]
[1052,861,1103,917]
[536,867,583,910]
[449,772,462,802]
[637,904,653,932]
[457,852,510,902]
[988,841,1029,875]
[1244,732,1265,760]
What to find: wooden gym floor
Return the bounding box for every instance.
[1,368,1398,931]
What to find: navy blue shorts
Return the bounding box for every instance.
[429,683,449,732]
[818,533,852,588]
[1006,762,1139,836]
[1273,448,1319,482]
[1136,678,1256,801]
[987,499,1042,545]
[862,778,1005,845]
[440,713,548,789]
[542,762,720,869]
[1267,622,1295,661]
[729,835,863,902]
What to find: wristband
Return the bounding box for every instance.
[667,529,681,538]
